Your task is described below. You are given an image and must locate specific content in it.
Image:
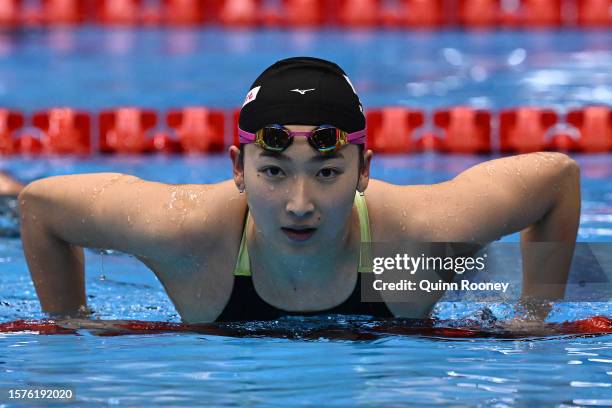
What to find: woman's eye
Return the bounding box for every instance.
[317,168,341,179]
[261,166,285,178]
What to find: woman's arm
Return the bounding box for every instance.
[19,173,214,317]
[0,171,24,196]
[519,158,580,319]
[405,152,581,319]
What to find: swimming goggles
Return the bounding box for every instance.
[238,124,366,153]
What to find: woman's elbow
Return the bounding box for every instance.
[559,155,581,199]
[18,179,44,211]
[546,152,580,181]
[17,177,59,225]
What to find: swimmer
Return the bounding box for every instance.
[17,57,581,323]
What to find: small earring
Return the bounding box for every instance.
[239,187,245,194]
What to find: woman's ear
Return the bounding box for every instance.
[357,149,373,193]
[229,145,245,192]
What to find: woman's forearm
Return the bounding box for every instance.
[19,183,87,316]
[519,159,581,319]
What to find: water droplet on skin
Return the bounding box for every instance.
[268,185,275,191]
[402,209,407,217]
[81,218,85,224]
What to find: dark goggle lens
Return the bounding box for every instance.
[262,127,292,150]
[309,127,338,151]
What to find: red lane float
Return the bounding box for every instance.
[218,0,259,27]
[1,316,610,338]
[338,0,379,28]
[99,107,157,153]
[560,316,612,334]
[161,0,206,25]
[41,0,86,24]
[0,109,23,154]
[1,105,611,155]
[458,0,500,27]
[262,0,325,27]
[567,106,612,152]
[32,108,91,154]
[13,134,43,154]
[502,0,562,27]
[577,0,611,27]
[378,0,401,27]
[0,0,20,26]
[2,0,611,27]
[167,107,225,153]
[366,107,424,153]
[380,0,445,28]
[96,0,141,25]
[434,107,492,153]
[500,107,558,153]
[523,0,562,27]
[402,0,445,28]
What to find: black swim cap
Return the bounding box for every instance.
[238,56,366,134]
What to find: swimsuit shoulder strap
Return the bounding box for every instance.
[355,191,374,273]
[232,191,373,276]
[233,209,252,276]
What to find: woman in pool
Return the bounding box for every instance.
[18,57,581,324]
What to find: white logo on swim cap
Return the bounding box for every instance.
[242,86,261,107]
[290,88,315,95]
[343,75,357,94]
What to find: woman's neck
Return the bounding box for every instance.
[247,206,361,310]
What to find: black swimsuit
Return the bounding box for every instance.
[215,271,394,322]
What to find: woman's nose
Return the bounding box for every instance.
[285,179,315,217]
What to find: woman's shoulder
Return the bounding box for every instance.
[183,179,248,251]
[364,178,431,241]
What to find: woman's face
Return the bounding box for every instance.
[238,125,367,253]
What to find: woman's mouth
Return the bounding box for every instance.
[281,227,317,242]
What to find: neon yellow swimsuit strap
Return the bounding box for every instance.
[233,210,252,276]
[355,191,374,273]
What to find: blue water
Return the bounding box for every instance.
[1,28,612,407]
[0,28,610,111]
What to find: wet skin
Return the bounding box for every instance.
[0,171,24,196]
[18,125,581,323]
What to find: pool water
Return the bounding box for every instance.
[0,28,610,110]
[1,28,611,406]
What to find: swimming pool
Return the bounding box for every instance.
[1,28,611,406]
